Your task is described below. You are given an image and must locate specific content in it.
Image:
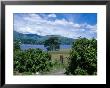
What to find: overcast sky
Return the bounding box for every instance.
[14,13,97,39]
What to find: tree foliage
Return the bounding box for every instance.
[44,37,60,51]
[14,40,21,50]
[66,38,97,75]
[14,48,53,74]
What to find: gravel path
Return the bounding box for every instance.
[48,69,66,75]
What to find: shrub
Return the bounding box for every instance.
[14,48,53,74]
[66,38,97,75]
[14,40,21,50]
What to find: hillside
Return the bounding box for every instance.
[14,31,74,45]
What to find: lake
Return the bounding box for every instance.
[20,44,72,51]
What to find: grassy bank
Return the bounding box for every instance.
[45,48,71,75]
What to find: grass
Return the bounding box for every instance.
[48,48,71,63]
[45,48,71,75]
[14,71,33,75]
[48,48,71,54]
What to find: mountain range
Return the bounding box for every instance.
[14,31,74,45]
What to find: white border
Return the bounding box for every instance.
[5,5,106,84]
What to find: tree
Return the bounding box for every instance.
[14,40,21,50]
[44,37,60,51]
[66,38,97,75]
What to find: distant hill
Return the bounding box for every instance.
[14,31,74,45]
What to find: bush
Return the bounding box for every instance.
[14,48,53,74]
[66,38,97,75]
[14,40,21,50]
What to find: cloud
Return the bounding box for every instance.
[48,14,56,18]
[14,13,97,39]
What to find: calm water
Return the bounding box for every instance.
[20,44,72,51]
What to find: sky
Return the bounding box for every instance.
[14,13,97,39]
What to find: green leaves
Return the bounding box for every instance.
[14,40,21,50]
[44,37,60,51]
[14,48,53,74]
[66,38,97,75]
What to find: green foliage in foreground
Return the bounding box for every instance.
[14,40,21,50]
[14,48,53,74]
[66,38,97,75]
